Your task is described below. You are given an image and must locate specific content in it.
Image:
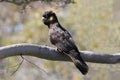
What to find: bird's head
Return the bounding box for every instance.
[42,11,58,26]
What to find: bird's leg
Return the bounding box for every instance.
[57,48,62,53]
[57,48,64,54]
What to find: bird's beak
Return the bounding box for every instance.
[42,17,45,22]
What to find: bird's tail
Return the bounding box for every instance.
[69,53,88,75]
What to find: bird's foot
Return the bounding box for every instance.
[57,49,64,54]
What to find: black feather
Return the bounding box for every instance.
[70,53,88,75]
[42,11,89,75]
[75,61,88,75]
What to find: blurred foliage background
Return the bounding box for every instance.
[0,0,120,80]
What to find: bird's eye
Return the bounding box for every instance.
[49,16,54,21]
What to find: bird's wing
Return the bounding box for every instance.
[63,31,79,52]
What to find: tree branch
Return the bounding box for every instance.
[0,0,75,8]
[0,44,120,64]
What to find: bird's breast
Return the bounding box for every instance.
[49,28,63,45]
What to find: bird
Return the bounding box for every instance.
[42,11,88,75]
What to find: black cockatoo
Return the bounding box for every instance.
[42,11,88,75]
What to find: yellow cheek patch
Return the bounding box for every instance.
[49,16,54,21]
